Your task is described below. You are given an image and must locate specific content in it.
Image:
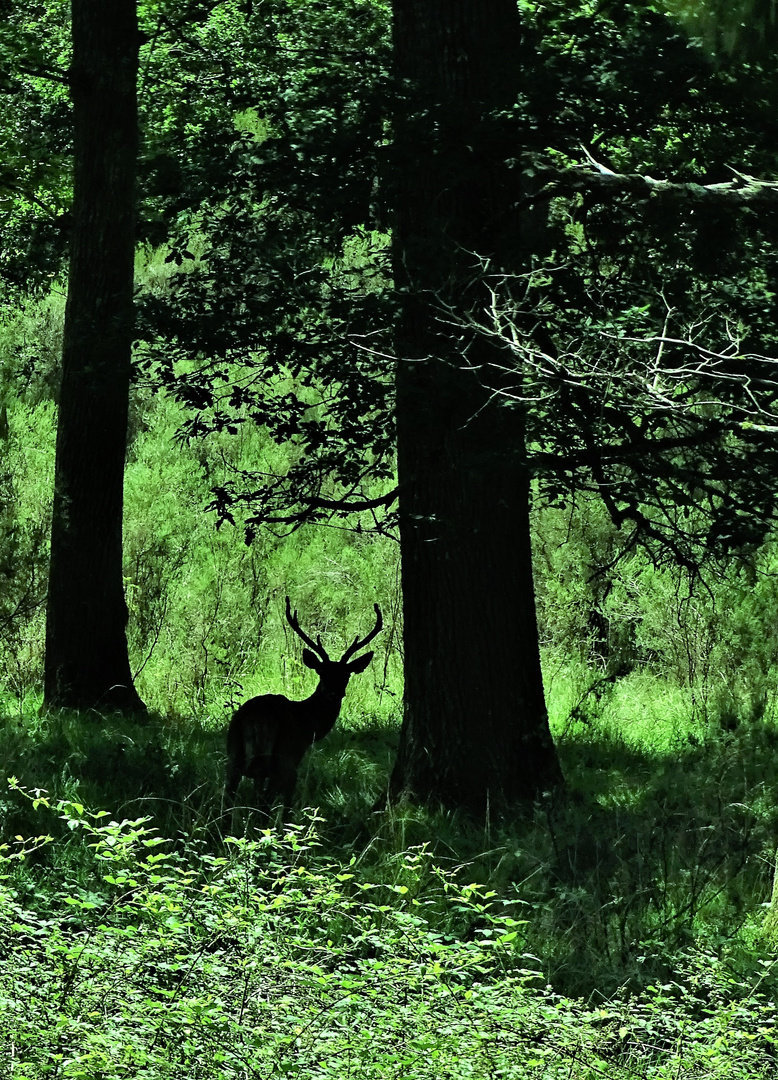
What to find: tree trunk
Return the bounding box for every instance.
[44,0,144,712]
[390,0,562,811]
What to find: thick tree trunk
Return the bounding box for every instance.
[390,0,562,811]
[44,0,144,712]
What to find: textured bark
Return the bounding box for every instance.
[390,0,562,811]
[44,0,144,712]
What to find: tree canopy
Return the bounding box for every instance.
[126,0,778,570]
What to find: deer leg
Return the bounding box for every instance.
[235,752,275,820]
[252,774,272,818]
[224,761,242,805]
[266,754,298,819]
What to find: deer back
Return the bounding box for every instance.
[228,685,341,771]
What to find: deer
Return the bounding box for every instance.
[225,596,383,817]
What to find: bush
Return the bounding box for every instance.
[2,787,777,1080]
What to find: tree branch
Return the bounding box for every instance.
[518,150,778,209]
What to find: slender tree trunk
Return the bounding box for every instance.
[390,0,562,811]
[44,0,144,712]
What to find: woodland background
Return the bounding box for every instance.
[3,0,778,1076]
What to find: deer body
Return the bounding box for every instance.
[225,598,382,814]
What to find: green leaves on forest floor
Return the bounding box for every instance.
[2,786,777,1080]
[3,695,778,1080]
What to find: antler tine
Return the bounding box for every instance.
[342,603,383,661]
[285,595,329,661]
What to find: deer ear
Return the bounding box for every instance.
[302,648,322,670]
[349,651,374,674]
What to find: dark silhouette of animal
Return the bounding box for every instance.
[225,596,382,814]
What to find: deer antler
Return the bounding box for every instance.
[285,596,329,661]
[342,603,383,661]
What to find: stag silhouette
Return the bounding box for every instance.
[225,596,383,816]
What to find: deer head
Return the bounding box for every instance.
[225,596,383,818]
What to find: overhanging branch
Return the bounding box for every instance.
[518,149,778,209]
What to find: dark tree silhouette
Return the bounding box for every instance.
[389,0,563,811]
[44,0,145,711]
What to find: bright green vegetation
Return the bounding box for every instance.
[0,280,401,719]
[2,772,777,1079]
[3,293,778,1078]
[6,0,778,1057]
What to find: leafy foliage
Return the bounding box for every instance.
[134,0,396,536]
[7,0,778,563]
[4,3,778,1064]
[0,0,71,292]
[2,786,778,1078]
[131,0,778,570]
[463,0,778,567]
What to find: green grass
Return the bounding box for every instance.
[4,690,778,997]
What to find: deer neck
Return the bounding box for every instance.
[302,683,345,739]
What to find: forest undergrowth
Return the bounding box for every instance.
[3,712,778,1079]
[3,292,778,1077]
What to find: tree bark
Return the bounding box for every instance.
[390,0,562,811]
[44,0,144,712]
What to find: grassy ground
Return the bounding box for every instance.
[3,685,778,1078]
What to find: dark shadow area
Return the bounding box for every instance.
[2,708,778,999]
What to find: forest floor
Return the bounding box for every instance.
[2,699,777,1079]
